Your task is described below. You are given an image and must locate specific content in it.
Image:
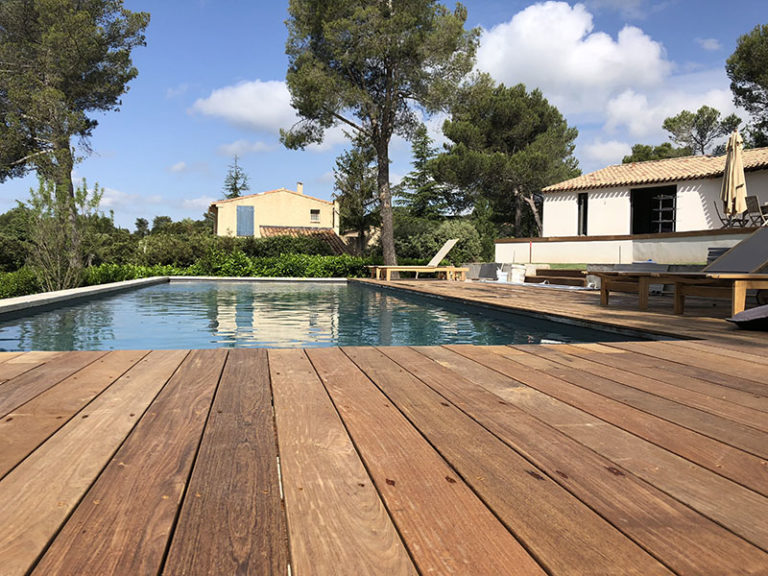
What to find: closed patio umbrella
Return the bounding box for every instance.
[720,130,747,216]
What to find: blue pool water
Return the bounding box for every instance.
[0,281,640,350]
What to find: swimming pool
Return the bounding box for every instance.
[0,280,642,350]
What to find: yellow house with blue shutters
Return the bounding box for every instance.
[208,182,340,238]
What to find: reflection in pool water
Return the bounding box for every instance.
[0,281,636,351]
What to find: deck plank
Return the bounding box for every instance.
[668,339,768,367]
[31,349,225,576]
[0,351,105,418]
[608,340,768,387]
[505,344,768,459]
[605,341,768,397]
[442,344,768,497]
[0,350,148,479]
[382,346,768,574]
[538,344,768,430]
[163,349,289,575]
[344,347,676,575]
[0,351,63,388]
[0,352,23,363]
[269,349,416,576]
[308,347,549,576]
[437,345,768,552]
[0,350,188,576]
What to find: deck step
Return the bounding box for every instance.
[526,269,587,287]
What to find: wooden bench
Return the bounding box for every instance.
[597,271,768,315]
[369,265,469,281]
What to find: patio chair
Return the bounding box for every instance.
[369,239,468,281]
[744,195,768,226]
[713,200,747,228]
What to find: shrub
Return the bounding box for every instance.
[238,235,336,257]
[0,267,41,299]
[0,233,29,272]
[392,217,482,264]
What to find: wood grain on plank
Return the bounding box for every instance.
[163,348,289,576]
[0,352,23,363]
[668,339,768,367]
[0,350,148,479]
[308,347,547,576]
[270,349,416,576]
[0,352,63,389]
[557,343,768,420]
[505,344,768,459]
[0,351,105,418]
[474,344,768,498]
[388,346,768,574]
[344,346,672,576]
[31,349,225,576]
[440,345,768,553]
[0,350,188,576]
[603,341,768,399]
[607,340,768,387]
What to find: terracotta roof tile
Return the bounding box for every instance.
[543,147,768,193]
[259,226,350,255]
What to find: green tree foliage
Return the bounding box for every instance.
[281,0,479,265]
[134,217,149,237]
[622,142,693,164]
[0,0,149,280]
[432,75,580,237]
[151,216,173,233]
[223,155,250,199]
[392,214,481,265]
[661,105,741,155]
[726,23,768,147]
[396,124,452,218]
[333,136,380,255]
[25,177,103,291]
[0,0,149,191]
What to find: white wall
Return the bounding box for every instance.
[541,170,768,237]
[495,231,753,265]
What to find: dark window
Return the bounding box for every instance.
[310,209,320,223]
[577,193,588,235]
[631,185,676,234]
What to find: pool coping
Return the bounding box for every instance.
[0,276,348,319]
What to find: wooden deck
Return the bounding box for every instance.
[0,282,767,574]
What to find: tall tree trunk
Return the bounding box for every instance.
[376,144,397,265]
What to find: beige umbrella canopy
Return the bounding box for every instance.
[720,130,747,216]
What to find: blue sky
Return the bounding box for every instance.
[1,0,766,229]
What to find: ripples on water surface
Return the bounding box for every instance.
[0,281,632,351]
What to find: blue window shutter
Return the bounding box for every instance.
[236,205,254,236]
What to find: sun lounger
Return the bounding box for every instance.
[727,303,768,330]
[596,228,768,315]
[369,239,469,281]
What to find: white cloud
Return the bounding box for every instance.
[581,139,632,166]
[219,140,275,156]
[166,83,189,99]
[100,187,163,210]
[696,37,722,51]
[169,161,188,173]
[182,196,217,211]
[475,2,672,115]
[190,80,297,133]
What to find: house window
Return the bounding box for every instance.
[631,185,676,234]
[577,193,588,236]
[236,205,254,236]
[310,209,320,223]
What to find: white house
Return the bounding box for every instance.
[496,148,768,265]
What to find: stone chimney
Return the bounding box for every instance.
[297,182,304,194]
